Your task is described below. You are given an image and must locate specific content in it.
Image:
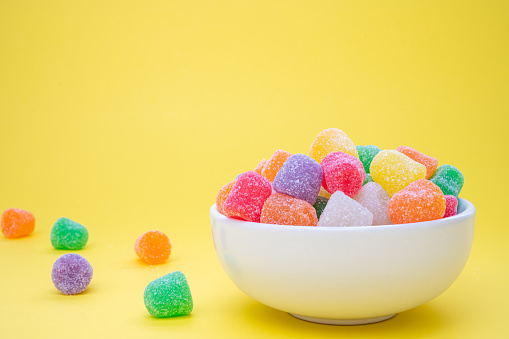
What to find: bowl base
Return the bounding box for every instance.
[289,313,396,325]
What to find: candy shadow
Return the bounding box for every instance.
[240,299,447,337]
[139,313,194,328]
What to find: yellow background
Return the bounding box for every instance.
[1,1,508,338]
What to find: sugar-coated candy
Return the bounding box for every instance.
[50,217,89,250]
[223,171,272,222]
[396,146,438,179]
[444,195,458,218]
[51,253,93,295]
[1,208,35,238]
[353,182,391,226]
[135,230,172,265]
[144,271,193,318]
[254,159,268,175]
[370,150,427,197]
[261,150,292,182]
[321,152,365,198]
[260,193,318,226]
[356,145,381,174]
[388,179,446,224]
[313,196,329,219]
[363,173,374,185]
[318,186,331,199]
[216,180,236,215]
[318,191,373,227]
[272,154,323,205]
[309,128,358,164]
[429,164,464,197]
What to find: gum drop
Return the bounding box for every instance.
[144,271,193,318]
[396,146,438,179]
[51,253,93,295]
[135,230,172,265]
[260,193,318,226]
[356,145,381,174]
[321,152,365,198]
[272,153,323,205]
[261,150,292,182]
[1,208,35,238]
[309,128,358,164]
[429,164,464,197]
[318,191,373,227]
[50,217,89,250]
[388,179,446,224]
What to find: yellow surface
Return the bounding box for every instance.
[0,1,508,338]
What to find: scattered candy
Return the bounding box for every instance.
[321,152,365,198]
[261,150,292,182]
[363,173,374,185]
[1,208,35,238]
[222,171,272,222]
[216,180,236,215]
[353,182,391,226]
[444,195,459,218]
[272,154,323,205]
[388,179,446,224]
[313,196,329,219]
[135,230,172,265]
[51,253,93,295]
[260,193,318,226]
[429,164,464,197]
[50,217,89,250]
[309,128,358,164]
[356,145,381,174]
[396,146,438,179]
[318,191,373,227]
[370,150,427,197]
[144,271,193,318]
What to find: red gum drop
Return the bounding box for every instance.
[321,152,365,198]
[222,171,272,222]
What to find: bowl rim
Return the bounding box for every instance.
[210,198,475,232]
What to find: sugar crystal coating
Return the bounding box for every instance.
[50,217,89,250]
[313,196,329,219]
[356,145,381,174]
[216,180,236,215]
[144,271,193,318]
[309,128,358,163]
[353,182,391,225]
[318,191,373,227]
[260,193,318,226]
[1,208,35,238]
[321,152,365,198]
[388,179,446,224]
[261,150,292,182]
[223,171,272,222]
[370,150,427,197]
[51,253,93,295]
[429,164,464,197]
[135,230,172,265]
[272,154,323,205]
[396,146,438,179]
[444,195,458,218]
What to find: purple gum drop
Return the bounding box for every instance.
[272,153,323,205]
[51,253,93,295]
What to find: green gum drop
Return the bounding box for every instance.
[356,145,381,174]
[429,164,464,197]
[50,217,89,250]
[144,271,193,318]
[313,196,329,219]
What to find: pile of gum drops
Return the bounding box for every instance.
[216,128,464,227]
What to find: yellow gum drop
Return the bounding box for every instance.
[309,128,358,164]
[370,150,426,197]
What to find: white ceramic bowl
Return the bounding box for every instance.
[210,198,475,325]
